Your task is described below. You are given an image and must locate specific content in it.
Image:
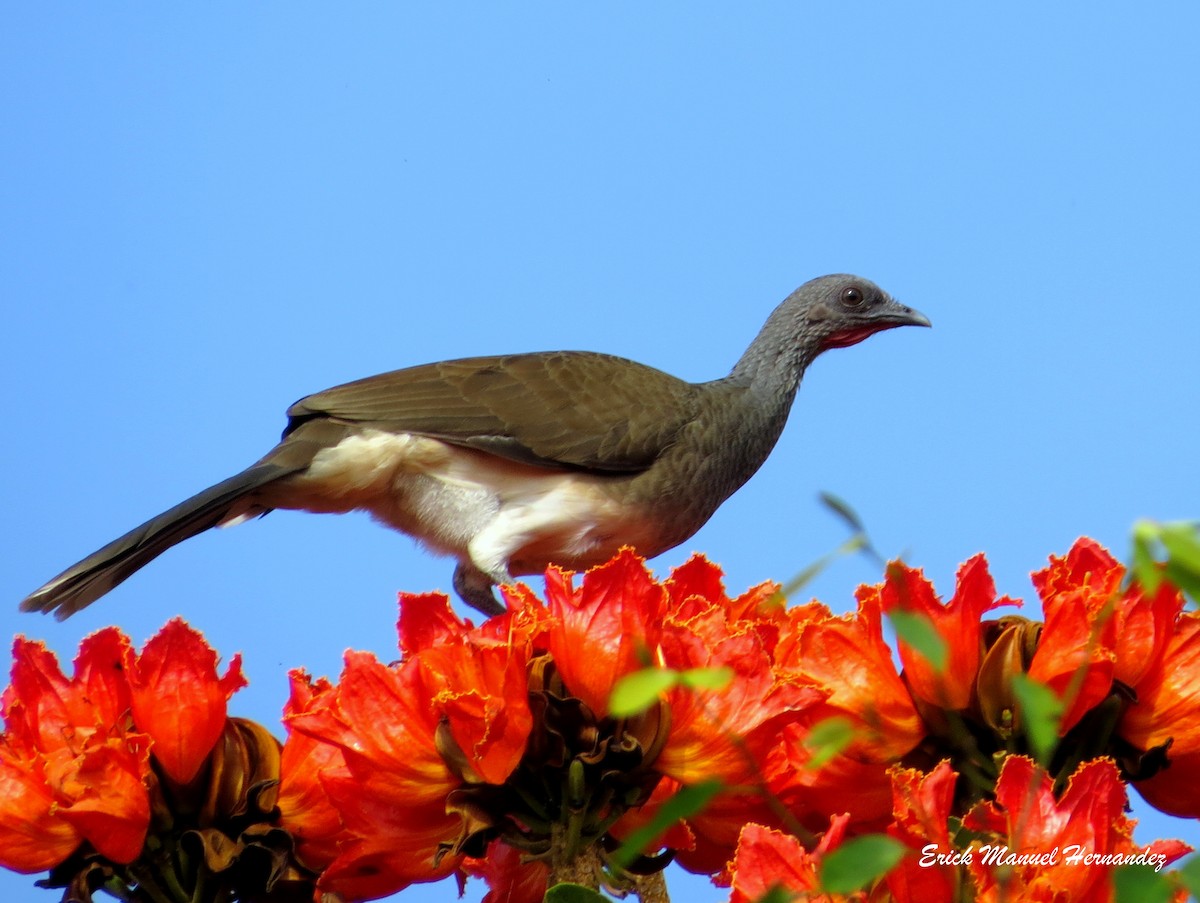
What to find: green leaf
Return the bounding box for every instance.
[1131,520,1162,595]
[544,883,610,903]
[819,491,867,534]
[608,667,679,717]
[1179,853,1200,898]
[1129,519,1200,605]
[777,534,866,599]
[1162,523,1200,604]
[608,780,722,870]
[678,665,734,691]
[754,887,797,903]
[887,608,948,673]
[1160,521,1200,570]
[1112,864,1174,903]
[1011,673,1064,765]
[818,835,907,894]
[802,716,856,770]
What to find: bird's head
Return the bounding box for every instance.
[801,274,931,350]
[730,273,930,387]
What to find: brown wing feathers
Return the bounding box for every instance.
[284,352,701,473]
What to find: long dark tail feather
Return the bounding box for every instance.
[20,463,295,620]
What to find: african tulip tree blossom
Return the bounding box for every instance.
[281,609,535,899]
[1120,609,1200,817]
[1031,538,1181,689]
[0,620,304,903]
[0,629,151,871]
[875,555,1015,711]
[882,761,960,903]
[125,618,248,784]
[0,619,247,872]
[776,593,925,763]
[5,540,1200,902]
[964,757,1191,902]
[280,550,830,898]
[727,818,861,903]
[275,542,1200,901]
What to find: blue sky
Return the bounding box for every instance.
[2,4,1198,900]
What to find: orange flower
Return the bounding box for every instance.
[964,756,1191,902]
[125,617,247,785]
[1047,540,1187,684]
[876,555,1015,710]
[656,593,822,788]
[462,840,552,903]
[883,761,960,903]
[727,818,862,903]
[620,556,823,873]
[0,747,83,872]
[776,594,925,762]
[1027,574,1119,736]
[0,630,152,870]
[275,670,344,873]
[282,651,464,896]
[1121,609,1200,817]
[282,599,537,899]
[406,595,534,785]
[544,548,667,718]
[1027,538,1182,733]
[763,721,895,833]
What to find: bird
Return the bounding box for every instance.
[21,274,929,620]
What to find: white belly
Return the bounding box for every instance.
[274,429,650,580]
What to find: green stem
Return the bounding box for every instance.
[126,867,177,903]
[189,858,207,903]
[160,854,192,903]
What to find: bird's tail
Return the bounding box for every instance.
[20,463,295,620]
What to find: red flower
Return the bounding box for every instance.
[776,593,925,762]
[407,595,535,785]
[656,593,821,788]
[876,555,1014,710]
[282,651,465,898]
[727,818,861,903]
[621,556,824,873]
[1027,538,1185,735]
[275,670,345,873]
[126,617,247,785]
[883,761,960,903]
[1121,609,1200,817]
[0,619,244,873]
[282,599,537,899]
[964,756,1191,902]
[1032,538,1181,689]
[0,630,151,870]
[0,746,83,872]
[763,721,895,834]
[544,548,667,718]
[462,840,552,903]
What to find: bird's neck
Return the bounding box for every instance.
[727,305,823,403]
[684,320,823,491]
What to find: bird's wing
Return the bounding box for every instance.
[282,351,704,473]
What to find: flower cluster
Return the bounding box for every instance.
[0,619,297,902]
[278,550,828,899]
[2,539,1198,903]
[276,540,1197,901]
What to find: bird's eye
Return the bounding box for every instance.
[841,286,865,306]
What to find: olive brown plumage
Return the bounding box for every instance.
[21,274,929,619]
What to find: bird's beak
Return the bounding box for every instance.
[822,297,932,349]
[875,299,932,329]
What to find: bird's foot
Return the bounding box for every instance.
[452,561,506,617]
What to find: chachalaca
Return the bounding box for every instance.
[21,274,929,619]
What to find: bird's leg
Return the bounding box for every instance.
[452,561,506,617]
